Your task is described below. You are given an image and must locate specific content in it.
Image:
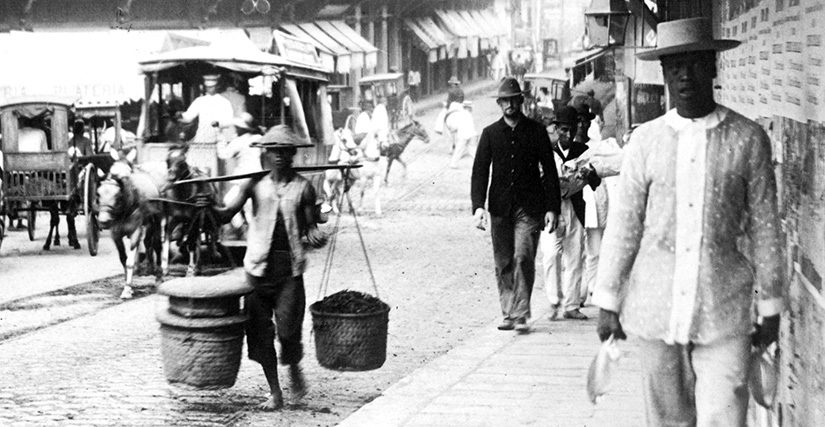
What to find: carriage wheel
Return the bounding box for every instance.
[84,164,100,256]
[27,205,36,241]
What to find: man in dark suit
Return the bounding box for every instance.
[471,77,561,333]
[540,106,598,321]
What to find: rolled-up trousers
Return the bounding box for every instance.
[245,273,306,366]
[637,336,751,427]
[490,207,542,321]
[540,198,584,312]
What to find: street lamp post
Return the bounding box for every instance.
[584,0,631,48]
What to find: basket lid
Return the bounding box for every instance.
[158,271,254,298]
[156,304,248,328]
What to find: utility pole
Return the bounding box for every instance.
[559,0,565,69]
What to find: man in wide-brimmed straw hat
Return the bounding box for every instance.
[215,124,326,411]
[471,76,561,333]
[591,17,784,426]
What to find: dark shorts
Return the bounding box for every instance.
[244,273,306,366]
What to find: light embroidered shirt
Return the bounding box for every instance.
[591,105,784,345]
[180,94,234,143]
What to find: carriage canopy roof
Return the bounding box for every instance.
[358,72,405,85]
[137,44,328,79]
[523,70,569,84]
[0,95,78,118]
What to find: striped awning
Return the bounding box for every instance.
[280,20,378,73]
[434,10,476,58]
[403,19,441,62]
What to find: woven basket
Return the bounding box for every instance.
[160,323,245,390]
[309,301,390,371]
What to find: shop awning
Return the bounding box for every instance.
[316,20,378,69]
[456,10,491,51]
[472,9,507,48]
[566,48,609,69]
[403,19,441,63]
[417,17,455,58]
[283,22,353,73]
[428,10,472,58]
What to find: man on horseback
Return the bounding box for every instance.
[214,125,327,411]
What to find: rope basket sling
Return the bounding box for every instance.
[310,300,390,371]
[311,188,389,371]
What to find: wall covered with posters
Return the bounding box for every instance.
[716,1,825,426]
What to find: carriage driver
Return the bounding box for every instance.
[214,125,327,411]
[177,74,234,144]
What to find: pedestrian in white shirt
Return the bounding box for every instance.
[371,95,390,152]
[218,112,262,231]
[592,18,783,426]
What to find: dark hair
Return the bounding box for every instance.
[72,119,85,135]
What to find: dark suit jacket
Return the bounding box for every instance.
[553,142,600,226]
[471,115,561,218]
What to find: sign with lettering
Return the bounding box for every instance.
[273,30,321,68]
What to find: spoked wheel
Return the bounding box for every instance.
[84,164,100,256]
[27,205,36,241]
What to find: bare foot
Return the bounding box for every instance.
[259,394,284,411]
[288,365,308,401]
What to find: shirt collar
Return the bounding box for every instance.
[664,104,728,132]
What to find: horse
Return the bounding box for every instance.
[41,200,80,251]
[323,116,386,216]
[381,120,430,184]
[164,144,222,277]
[97,149,168,299]
[323,126,362,214]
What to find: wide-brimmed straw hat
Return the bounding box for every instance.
[251,125,313,149]
[636,17,740,61]
[492,77,526,99]
[448,76,461,85]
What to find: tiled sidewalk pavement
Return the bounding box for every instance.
[337,302,646,427]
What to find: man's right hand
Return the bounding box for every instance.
[473,208,487,231]
[597,309,627,342]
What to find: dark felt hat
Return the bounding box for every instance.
[492,77,526,99]
[552,106,579,125]
[250,125,313,149]
[576,104,596,121]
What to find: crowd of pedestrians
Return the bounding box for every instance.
[469,17,785,426]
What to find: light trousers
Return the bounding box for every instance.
[449,136,475,168]
[637,336,751,427]
[490,207,542,321]
[582,227,603,302]
[539,199,584,312]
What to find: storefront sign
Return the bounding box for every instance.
[273,31,322,68]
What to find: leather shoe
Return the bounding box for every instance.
[514,318,530,333]
[563,309,588,320]
[497,319,515,330]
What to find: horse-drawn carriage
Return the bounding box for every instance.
[131,43,335,264]
[522,69,572,125]
[0,95,118,255]
[357,72,414,130]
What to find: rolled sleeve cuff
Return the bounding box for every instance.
[591,290,621,313]
[757,298,783,317]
